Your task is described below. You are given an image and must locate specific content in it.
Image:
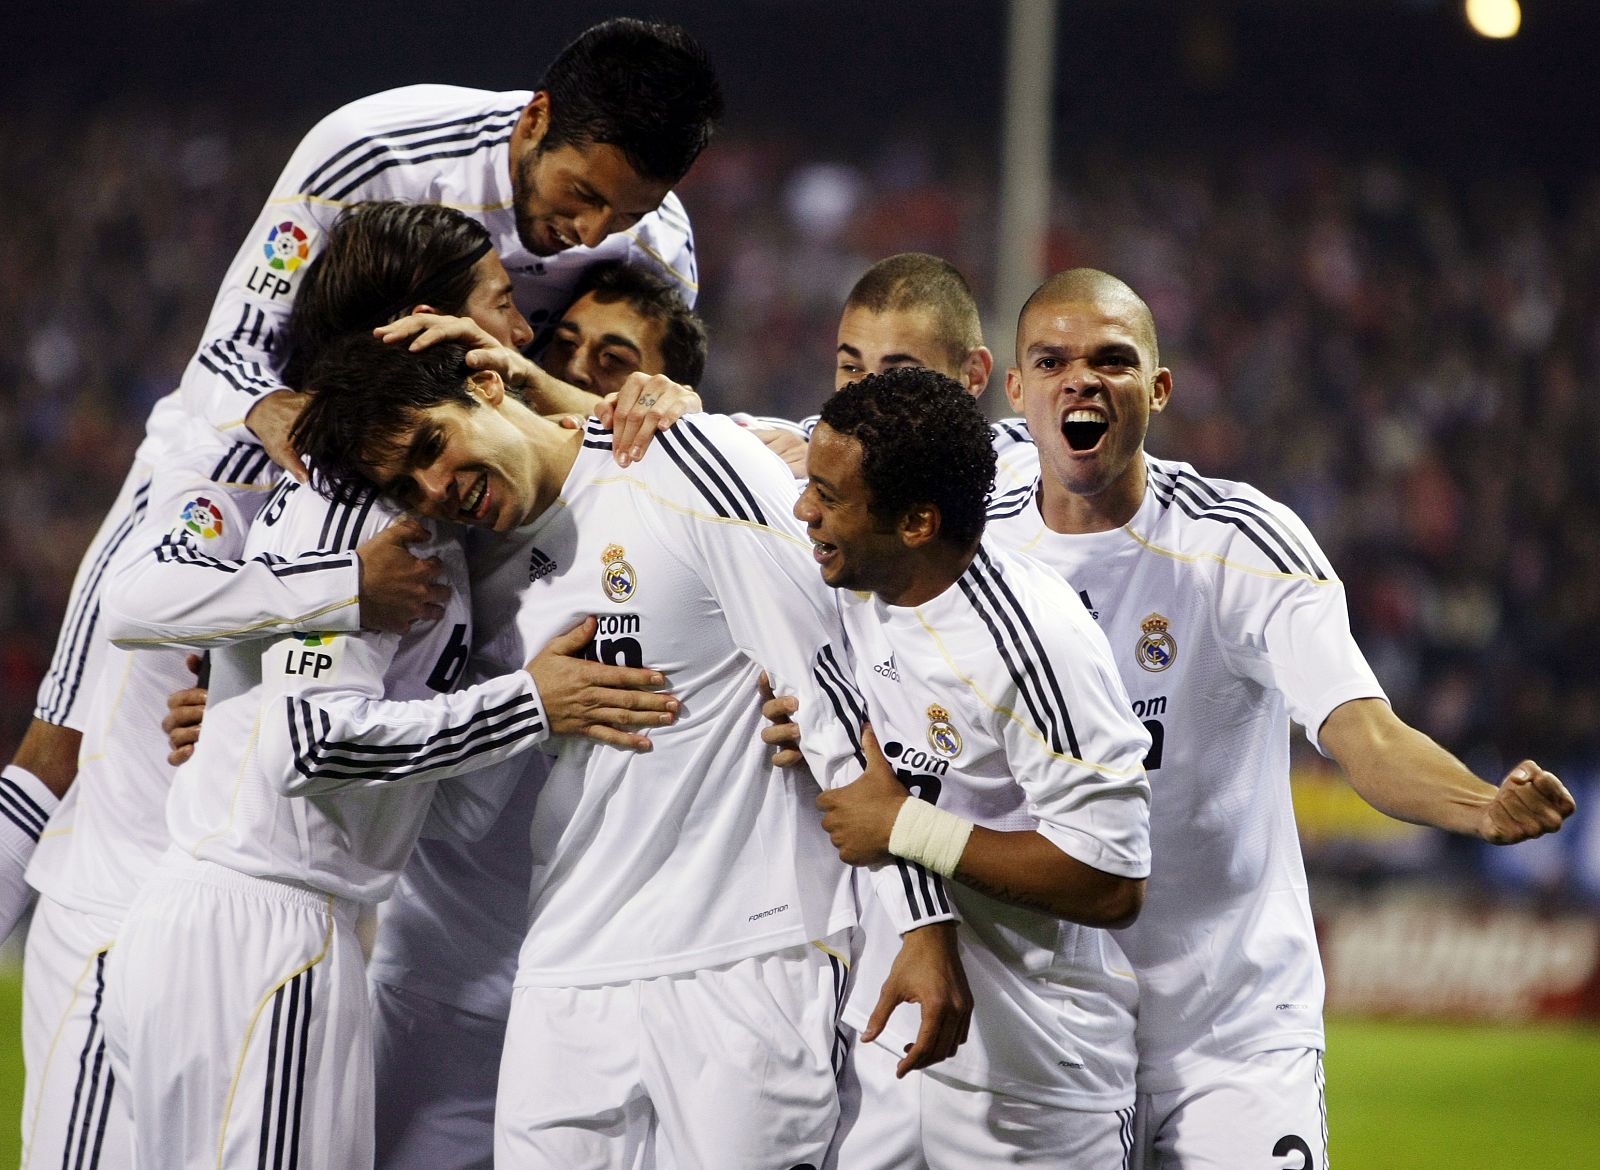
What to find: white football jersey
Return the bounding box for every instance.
[27,420,355,918]
[464,415,936,990]
[165,479,549,903]
[987,450,1387,1091]
[836,540,1151,1110]
[176,84,699,440]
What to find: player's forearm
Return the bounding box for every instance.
[519,360,602,418]
[106,549,360,650]
[953,828,1144,927]
[1320,697,1497,837]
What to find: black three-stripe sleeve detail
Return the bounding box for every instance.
[0,776,48,842]
[284,691,546,785]
[957,547,1082,759]
[315,492,378,553]
[298,107,525,198]
[37,482,151,724]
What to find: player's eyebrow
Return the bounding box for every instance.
[837,343,864,361]
[595,332,643,358]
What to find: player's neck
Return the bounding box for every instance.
[524,420,586,521]
[880,541,979,607]
[1037,451,1147,535]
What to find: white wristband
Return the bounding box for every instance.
[887,797,973,879]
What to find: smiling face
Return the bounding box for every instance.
[540,291,668,394]
[1004,292,1171,527]
[364,373,543,533]
[794,423,907,595]
[509,94,672,256]
[459,251,534,349]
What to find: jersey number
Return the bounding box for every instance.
[425,623,470,692]
[1142,718,1165,771]
[1273,1135,1314,1170]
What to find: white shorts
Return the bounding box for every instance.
[829,1032,1134,1170]
[1132,1048,1328,1170]
[103,855,374,1170]
[495,936,847,1170]
[372,980,505,1170]
[35,458,153,730]
[20,896,131,1170]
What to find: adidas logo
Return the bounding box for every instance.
[528,547,557,583]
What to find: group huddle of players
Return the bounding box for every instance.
[0,17,1575,1170]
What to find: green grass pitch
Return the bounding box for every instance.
[2,962,1597,1166]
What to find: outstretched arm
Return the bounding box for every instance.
[1319,697,1574,844]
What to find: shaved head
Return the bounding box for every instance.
[1018,268,1159,367]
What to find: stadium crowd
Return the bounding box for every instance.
[2,103,1595,895]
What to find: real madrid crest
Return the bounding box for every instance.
[1136,612,1176,672]
[926,704,962,759]
[601,544,637,603]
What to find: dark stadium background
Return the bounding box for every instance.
[3,3,1598,1164]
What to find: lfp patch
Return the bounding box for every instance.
[264,220,311,272]
[178,497,225,540]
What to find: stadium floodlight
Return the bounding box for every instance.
[1465,0,1521,39]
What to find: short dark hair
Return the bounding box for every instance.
[568,261,708,385]
[844,253,983,369]
[820,368,996,548]
[538,18,723,185]
[292,335,477,505]
[282,201,491,389]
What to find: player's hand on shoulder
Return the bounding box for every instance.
[356,518,449,634]
[1481,759,1576,844]
[867,920,972,1077]
[599,372,702,469]
[245,389,312,482]
[757,671,805,768]
[525,616,680,751]
[753,427,808,477]
[816,725,906,865]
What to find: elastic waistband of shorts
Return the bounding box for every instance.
[156,849,358,917]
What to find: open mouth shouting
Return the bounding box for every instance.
[1062,408,1110,452]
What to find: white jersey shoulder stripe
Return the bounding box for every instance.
[812,642,952,922]
[299,105,525,201]
[956,546,1082,759]
[653,422,769,525]
[313,490,381,553]
[986,478,1039,520]
[37,480,151,724]
[1147,463,1331,580]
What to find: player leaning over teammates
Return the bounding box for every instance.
[798,369,1153,1167]
[987,268,1575,1168]
[17,198,510,1170]
[0,16,721,940]
[287,332,974,1170]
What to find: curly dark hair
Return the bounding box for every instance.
[291,335,478,505]
[538,18,723,185]
[819,367,996,548]
[280,201,491,390]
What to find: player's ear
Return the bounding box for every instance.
[1004,365,1026,414]
[468,369,507,408]
[1150,367,1173,414]
[964,347,995,398]
[900,502,940,550]
[513,92,551,151]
